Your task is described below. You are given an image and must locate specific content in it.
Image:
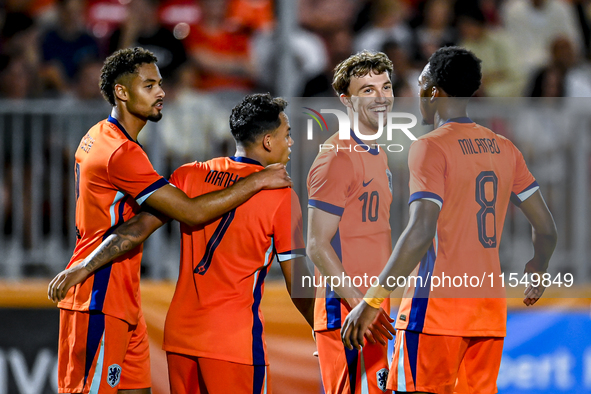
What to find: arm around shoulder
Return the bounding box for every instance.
[145,163,292,227]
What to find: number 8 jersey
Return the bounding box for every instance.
[395,118,538,337]
[307,132,393,331]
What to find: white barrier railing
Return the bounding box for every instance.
[0,99,588,283]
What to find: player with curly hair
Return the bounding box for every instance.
[342,46,557,394]
[49,48,291,394]
[307,50,396,394]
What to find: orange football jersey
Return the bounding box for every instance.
[395,118,538,337]
[307,132,393,331]
[58,116,168,325]
[163,156,305,366]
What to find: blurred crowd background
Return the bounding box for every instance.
[0,0,590,281]
[2,0,591,101]
[1,3,590,392]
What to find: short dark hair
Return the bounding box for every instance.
[426,46,482,97]
[229,93,288,145]
[99,47,158,106]
[332,51,393,96]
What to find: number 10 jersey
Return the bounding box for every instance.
[307,132,393,331]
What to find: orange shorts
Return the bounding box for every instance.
[167,352,271,394]
[388,330,503,394]
[316,329,391,394]
[58,309,151,393]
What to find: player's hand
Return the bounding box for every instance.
[250,163,292,190]
[364,308,395,346]
[47,264,90,303]
[341,300,380,350]
[523,260,547,306]
[344,296,363,311]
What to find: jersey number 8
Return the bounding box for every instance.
[475,171,498,248]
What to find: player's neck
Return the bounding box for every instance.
[354,123,381,145]
[110,108,146,141]
[434,107,469,129]
[234,146,268,167]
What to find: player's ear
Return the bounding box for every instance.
[114,84,129,102]
[339,94,353,109]
[430,86,439,102]
[263,134,272,152]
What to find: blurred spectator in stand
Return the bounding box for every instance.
[529,36,591,97]
[226,0,274,32]
[0,55,37,99]
[572,0,591,60]
[502,0,583,79]
[252,26,328,96]
[184,0,263,93]
[457,8,524,96]
[5,0,55,15]
[299,0,358,37]
[302,29,355,97]
[39,0,99,96]
[352,0,375,33]
[0,11,42,97]
[410,0,457,67]
[299,0,359,96]
[72,58,105,101]
[108,0,186,79]
[381,39,420,97]
[5,0,58,28]
[454,0,501,26]
[354,0,412,54]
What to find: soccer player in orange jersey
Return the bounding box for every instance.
[307,51,396,394]
[341,47,558,394]
[50,93,314,394]
[47,48,291,394]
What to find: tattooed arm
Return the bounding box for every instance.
[48,210,167,302]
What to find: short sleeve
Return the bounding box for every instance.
[307,152,354,216]
[274,189,306,262]
[510,144,539,206]
[108,142,168,205]
[407,139,446,209]
[169,162,197,190]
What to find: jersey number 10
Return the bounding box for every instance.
[359,191,379,222]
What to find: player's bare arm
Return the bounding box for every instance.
[518,190,558,306]
[48,164,290,301]
[307,207,394,345]
[307,207,364,307]
[280,257,315,328]
[145,163,291,227]
[341,199,440,350]
[48,210,166,302]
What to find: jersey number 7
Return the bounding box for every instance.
[194,209,237,275]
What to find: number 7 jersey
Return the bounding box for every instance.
[395,118,538,337]
[163,156,305,366]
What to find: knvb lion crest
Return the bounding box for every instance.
[377,368,389,391]
[107,364,122,388]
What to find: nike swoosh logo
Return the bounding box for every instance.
[362,179,374,187]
